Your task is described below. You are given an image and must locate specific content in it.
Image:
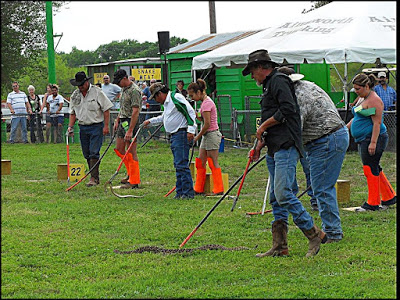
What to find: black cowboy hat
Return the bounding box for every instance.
[70,71,92,86]
[242,49,280,76]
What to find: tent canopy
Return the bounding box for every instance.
[192,1,396,70]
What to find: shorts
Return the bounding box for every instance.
[50,115,64,126]
[199,130,222,150]
[116,118,139,139]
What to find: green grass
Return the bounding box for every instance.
[1,141,397,299]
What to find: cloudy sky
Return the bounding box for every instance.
[52,1,312,53]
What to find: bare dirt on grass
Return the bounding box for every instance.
[114,244,258,254]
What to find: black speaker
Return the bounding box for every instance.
[158,31,170,53]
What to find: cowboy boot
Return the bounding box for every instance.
[194,158,206,195]
[301,224,327,257]
[114,149,130,184]
[86,158,100,186]
[256,219,289,257]
[379,170,397,206]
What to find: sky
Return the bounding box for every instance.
[52,1,312,53]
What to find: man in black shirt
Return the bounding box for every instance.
[242,49,326,257]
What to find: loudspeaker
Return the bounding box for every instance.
[158,31,170,53]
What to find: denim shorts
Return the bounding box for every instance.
[200,130,222,150]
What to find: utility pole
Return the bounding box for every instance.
[209,1,217,34]
[46,1,56,84]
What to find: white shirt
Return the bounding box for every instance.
[47,94,64,116]
[148,91,196,134]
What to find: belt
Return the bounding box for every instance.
[171,127,187,135]
[307,124,344,144]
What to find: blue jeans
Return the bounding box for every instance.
[304,126,349,240]
[170,130,194,198]
[293,156,317,204]
[266,146,315,231]
[79,122,104,160]
[357,132,388,176]
[10,117,28,143]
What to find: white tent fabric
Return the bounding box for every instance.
[192,1,396,70]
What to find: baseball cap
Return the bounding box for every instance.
[112,69,128,84]
[148,83,165,100]
[377,71,386,78]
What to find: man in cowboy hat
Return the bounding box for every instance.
[67,71,113,186]
[112,69,143,189]
[143,82,196,199]
[242,50,327,258]
[278,66,349,243]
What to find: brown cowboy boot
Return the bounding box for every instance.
[86,158,100,187]
[256,219,289,257]
[301,224,327,257]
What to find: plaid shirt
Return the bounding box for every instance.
[374,84,396,111]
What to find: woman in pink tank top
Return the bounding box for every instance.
[188,79,224,196]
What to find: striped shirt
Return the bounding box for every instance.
[374,84,396,111]
[7,91,28,118]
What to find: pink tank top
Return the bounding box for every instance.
[200,96,219,131]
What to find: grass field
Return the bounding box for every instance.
[1,140,397,299]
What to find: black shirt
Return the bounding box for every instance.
[260,69,304,157]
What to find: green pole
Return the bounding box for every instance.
[46,1,56,84]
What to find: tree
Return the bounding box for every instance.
[1,1,65,98]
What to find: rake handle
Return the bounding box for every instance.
[179,152,267,248]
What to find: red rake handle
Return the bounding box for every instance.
[180,227,199,248]
[164,186,176,197]
[231,148,254,212]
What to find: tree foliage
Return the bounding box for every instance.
[1,1,65,97]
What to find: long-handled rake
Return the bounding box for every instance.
[230,138,258,212]
[66,131,71,185]
[66,131,116,192]
[105,124,144,198]
[179,152,267,248]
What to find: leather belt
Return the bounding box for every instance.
[171,128,187,135]
[307,124,344,144]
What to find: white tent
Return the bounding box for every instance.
[192,1,396,69]
[192,1,396,106]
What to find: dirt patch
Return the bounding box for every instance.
[114,244,258,254]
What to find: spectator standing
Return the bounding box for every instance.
[140,81,150,125]
[176,80,194,107]
[39,84,54,143]
[7,81,32,144]
[374,71,396,111]
[242,50,326,257]
[67,71,113,187]
[146,79,161,119]
[346,73,396,211]
[46,84,64,143]
[188,79,224,196]
[143,83,196,199]
[278,66,349,243]
[112,69,143,188]
[27,85,44,143]
[102,74,121,110]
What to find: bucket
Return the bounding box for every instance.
[219,136,225,153]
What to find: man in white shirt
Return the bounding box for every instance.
[143,83,196,199]
[46,84,64,143]
[7,81,32,143]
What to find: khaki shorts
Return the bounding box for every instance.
[200,130,222,150]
